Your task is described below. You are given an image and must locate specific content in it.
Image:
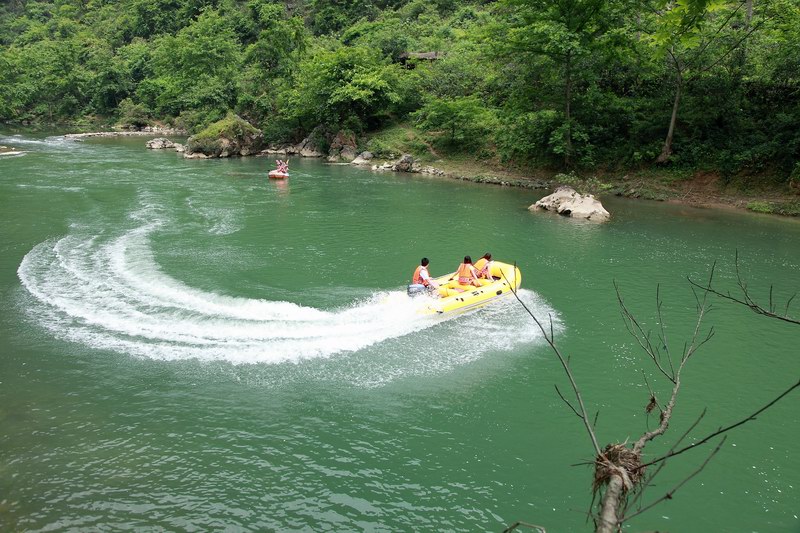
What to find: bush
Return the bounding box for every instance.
[117,98,150,129]
[747,200,774,214]
[495,109,562,166]
[412,95,496,152]
[748,200,800,216]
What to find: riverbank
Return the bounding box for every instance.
[39,122,799,217]
[356,124,800,217]
[372,154,800,217]
[63,127,187,139]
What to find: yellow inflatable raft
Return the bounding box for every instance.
[417,261,521,315]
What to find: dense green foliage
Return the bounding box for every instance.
[0,0,798,182]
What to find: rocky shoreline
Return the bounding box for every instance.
[63,126,187,139]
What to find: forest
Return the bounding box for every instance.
[1,0,798,186]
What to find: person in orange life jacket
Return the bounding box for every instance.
[473,252,494,279]
[412,258,439,288]
[452,255,482,287]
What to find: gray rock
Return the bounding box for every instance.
[339,145,358,162]
[146,138,175,149]
[327,130,358,162]
[351,151,374,165]
[299,137,324,157]
[262,145,288,155]
[371,162,394,171]
[393,154,415,172]
[418,165,446,176]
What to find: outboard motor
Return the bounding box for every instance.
[407,284,428,297]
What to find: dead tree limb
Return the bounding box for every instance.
[505,258,797,533]
[624,408,708,516]
[501,521,547,533]
[505,266,602,457]
[622,436,727,524]
[640,378,800,469]
[688,251,799,325]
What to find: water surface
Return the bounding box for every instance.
[1,133,798,531]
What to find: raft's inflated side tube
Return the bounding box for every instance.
[421,261,522,315]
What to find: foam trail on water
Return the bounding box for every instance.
[17,203,557,373]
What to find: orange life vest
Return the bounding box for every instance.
[412,265,429,286]
[457,263,477,284]
[474,258,492,277]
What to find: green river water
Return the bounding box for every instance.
[0,132,798,532]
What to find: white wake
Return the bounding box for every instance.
[17,205,557,372]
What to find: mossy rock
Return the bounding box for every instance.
[186,113,264,157]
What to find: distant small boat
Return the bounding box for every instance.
[268,170,289,179]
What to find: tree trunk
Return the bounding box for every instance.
[656,69,682,164]
[596,474,624,533]
[746,0,753,27]
[738,0,754,68]
[564,51,573,167]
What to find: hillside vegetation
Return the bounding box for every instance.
[1,0,798,189]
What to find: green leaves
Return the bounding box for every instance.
[143,9,240,117]
[284,43,405,131]
[412,95,496,150]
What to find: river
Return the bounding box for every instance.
[1,132,798,531]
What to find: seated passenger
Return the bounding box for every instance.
[474,252,494,279]
[453,255,482,287]
[410,257,439,293]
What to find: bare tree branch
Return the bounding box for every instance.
[622,436,727,524]
[688,253,799,325]
[688,14,772,79]
[625,408,708,516]
[616,281,675,383]
[555,384,583,420]
[640,378,800,469]
[503,522,547,533]
[504,265,603,456]
[631,266,715,455]
[683,0,746,72]
[502,521,547,533]
[655,286,676,377]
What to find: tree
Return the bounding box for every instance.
[505,257,799,532]
[283,43,405,132]
[236,1,306,123]
[499,0,631,166]
[137,9,241,120]
[412,95,496,150]
[646,0,770,163]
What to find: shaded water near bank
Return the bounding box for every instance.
[1,132,798,531]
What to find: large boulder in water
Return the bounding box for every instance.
[185,114,264,158]
[530,186,610,221]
